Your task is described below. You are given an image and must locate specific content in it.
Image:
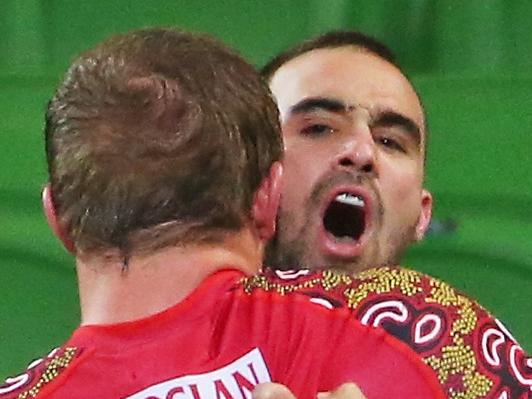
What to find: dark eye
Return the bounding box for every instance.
[300,124,334,136]
[377,137,405,153]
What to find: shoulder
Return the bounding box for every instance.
[0,346,83,399]
[240,266,532,399]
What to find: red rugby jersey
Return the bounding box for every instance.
[0,269,443,399]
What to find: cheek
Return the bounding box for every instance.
[279,151,311,211]
[282,146,322,198]
[380,164,424,214]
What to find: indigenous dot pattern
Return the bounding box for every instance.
[241,267,532,399]
[0,347,79,399]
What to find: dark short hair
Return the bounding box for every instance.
[261,30,398,80]
[45,28,282,255]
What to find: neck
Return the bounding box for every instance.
[76,228,262,325]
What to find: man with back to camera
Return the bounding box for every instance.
[255,31,532,398]
[0,27,452,399]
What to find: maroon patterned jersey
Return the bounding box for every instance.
[243,267,532,398]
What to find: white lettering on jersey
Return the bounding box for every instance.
[126,348,271,399]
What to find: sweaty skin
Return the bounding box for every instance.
[266,46,432,273]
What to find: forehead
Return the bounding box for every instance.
[269,46,425,135]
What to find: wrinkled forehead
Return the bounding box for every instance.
[269,46,425,139]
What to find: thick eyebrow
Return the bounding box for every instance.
[289,97,347,116]
[372,110,421,146]
[288,99,422,146]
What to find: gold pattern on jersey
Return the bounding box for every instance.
[17,347,77,399]
[242,275,321,295]
[426,278,478,335]
[321,270,353,290]
[242,269,354,295]
[424,279,491,398]
[241,267,496,399]
[425,337,492,398]
[343,267,422,308]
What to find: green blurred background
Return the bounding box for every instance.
[1,0,531,379]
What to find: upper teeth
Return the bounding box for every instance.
[335,193,365,207]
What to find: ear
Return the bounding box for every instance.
[251,161,283,242]
[42,184,76,253]
[414,189,433,241]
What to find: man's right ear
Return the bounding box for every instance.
[42,184,76,253]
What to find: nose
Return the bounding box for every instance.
[334,125,377,174]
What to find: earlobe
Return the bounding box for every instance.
[42,184,76,253]
[415,189,433,241]
[252,161,283,241]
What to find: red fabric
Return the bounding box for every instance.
[253,267,532,399]
[1,269,442,399]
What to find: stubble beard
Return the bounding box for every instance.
[265,211,417,273]
[264,208,309,270]
[264,171,419,273]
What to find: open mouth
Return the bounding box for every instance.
[323,192,366,242]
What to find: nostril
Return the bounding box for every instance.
[339,157,354,167]
[338,157,373,173]
[361,163,373,173]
